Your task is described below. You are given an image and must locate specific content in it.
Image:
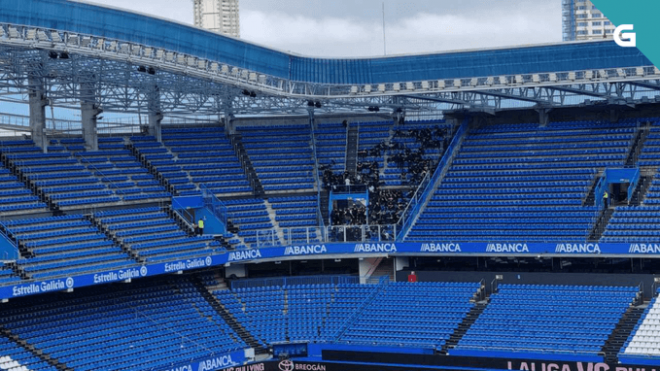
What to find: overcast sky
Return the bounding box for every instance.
[84,0,562,57]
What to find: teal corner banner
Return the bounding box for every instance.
[591,0,660,68]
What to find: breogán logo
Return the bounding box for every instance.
[555,243,601,254]
[278,360,326,371]
[614,24,636,48]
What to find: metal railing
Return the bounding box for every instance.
[230,136,260,193]
[171,197,196,232]
[396,119,469,240]
[254,224,398,247]
[394,172,430,240]
[199,183,228,226]
[333,275,389,340]
[230,275,360,290]
[309,114,326,231]
[627,167,641,204]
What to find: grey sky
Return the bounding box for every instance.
[86,0,562,57]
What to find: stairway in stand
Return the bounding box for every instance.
[366,258,394,284]
[629,176,653,206]
[319,190,330,225]
[189,274,270,355]
[229,134,265,197]
[345,127,359,176]
[602,304,647,364]
[0,326,72,371]
[439,301,488,355]
[588,207,614,241]
[582,175,601,206]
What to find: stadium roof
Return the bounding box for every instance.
[0,0,659,118]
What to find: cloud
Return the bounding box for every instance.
[241,9,561,57]
[85,0,194,25]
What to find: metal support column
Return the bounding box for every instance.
[222,95,236,135]
[27,76,48,153]
[80,80,100,151]
[537,108,551,127]
[147,85,163,142]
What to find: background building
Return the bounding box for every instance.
[192,0,240,38]
[562,0,615,41]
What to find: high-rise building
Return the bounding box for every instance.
[192,0,240,38]
[562,0,615,41]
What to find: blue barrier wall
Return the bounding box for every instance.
[2,241,660,301]
[194,207,226,235]
[0,0,651,84]
[0,231,19,261]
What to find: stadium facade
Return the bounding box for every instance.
[1,0,660,370]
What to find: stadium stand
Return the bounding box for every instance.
[0,336,57,371]
[339,282,480,349]
[2,138,171,210]
[210,278,480,350]
[0,141,47,214]
[601,205,660,242]
[0,276,246,370]
[638,125,660,167]
[238,125,315,192]
[214,280,378,344]
[315,122,347,174]
[224,198,278,248]
[93,207,223,262]
[3,215,137,279]
[406,121,635,242]
[132,128,253,197]
[7,0,660,368]
[620,290,660,362]
[384,120,449,187]
[269,196,321,244]
[453,284,638,360]
[0,264,21,285]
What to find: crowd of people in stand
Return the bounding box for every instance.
[321,164,380,191]
[325,123,449,237]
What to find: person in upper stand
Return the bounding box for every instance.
[603,191,609,209]
[197,218,205,236]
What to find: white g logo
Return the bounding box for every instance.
[614,24,636,47]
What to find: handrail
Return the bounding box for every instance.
[230,275,359,290]
[396,118,470,240]
[308,112,325,230]
[363,257,383,279]
[0,220,18,255]
[230,135,259,192]
[171,197,196,232]
[334,275,389,341]
[627,167,641,204]
[199,183,229,226]
[586,175,607,239]
[394,171,430,240]
[254,224,398,247]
